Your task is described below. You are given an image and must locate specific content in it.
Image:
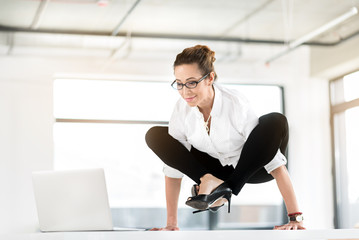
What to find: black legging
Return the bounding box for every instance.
[145,112,288,195]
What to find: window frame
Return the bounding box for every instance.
[329,69,359,229]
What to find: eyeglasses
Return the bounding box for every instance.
[171,73,210,90]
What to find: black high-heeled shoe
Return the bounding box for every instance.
[190,184,226,214]
[186,182,232,213]
[191,184,199,197]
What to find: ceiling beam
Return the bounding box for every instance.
[265,7,358,64]
[220,0,275,38]
[1,24,359,47]
[111,0,142,36]
[31,0,50,30]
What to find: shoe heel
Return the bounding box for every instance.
[224,194,232,213]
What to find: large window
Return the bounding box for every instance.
[330,70,359,228]
[53,78,285,229]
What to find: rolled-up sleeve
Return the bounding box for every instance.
[264,150,287,174]
[163,163,184,178]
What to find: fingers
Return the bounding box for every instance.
[149,226,180,231]
[274,224,288,230]
[273,225,284,230]
[149,228,162,231]
[273,223,304,230]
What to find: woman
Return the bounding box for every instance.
[145,45,305,231]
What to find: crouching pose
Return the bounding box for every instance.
[146,45,305,231]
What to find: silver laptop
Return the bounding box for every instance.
[32,168,142,232]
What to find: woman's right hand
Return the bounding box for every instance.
[149,226,180,231]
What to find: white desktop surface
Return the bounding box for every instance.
[2,229,359,240]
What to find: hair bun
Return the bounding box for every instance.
[174,45,218,81]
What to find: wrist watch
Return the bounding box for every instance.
[289,214,304,222]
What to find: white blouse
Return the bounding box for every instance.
[165,83,287,178]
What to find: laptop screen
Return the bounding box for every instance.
[32,168,113,232]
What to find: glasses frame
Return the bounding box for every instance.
[171,73,210,90]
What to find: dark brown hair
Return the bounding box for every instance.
[174,45,217,81]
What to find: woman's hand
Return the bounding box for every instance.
[273,221,306,230]
[149,226,180,231]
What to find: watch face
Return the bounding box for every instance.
[296,215,303,222]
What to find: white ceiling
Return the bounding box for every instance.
[0,0,359,65]
[1,0,359,44]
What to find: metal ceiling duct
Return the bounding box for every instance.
[265,7,359,64]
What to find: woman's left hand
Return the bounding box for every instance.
[273,221,306,230]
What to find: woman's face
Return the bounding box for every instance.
[174,63,214,108]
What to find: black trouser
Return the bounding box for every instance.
[145,112,288,195]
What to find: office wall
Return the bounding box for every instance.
[0,42,333,233]
[311,35,359,79]
[0,74,53,233]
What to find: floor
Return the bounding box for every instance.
[2,229,359,240]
